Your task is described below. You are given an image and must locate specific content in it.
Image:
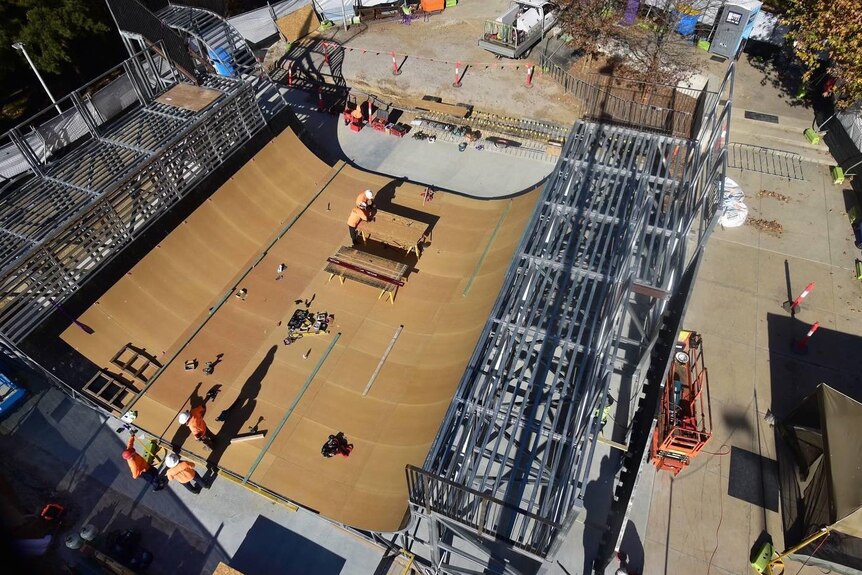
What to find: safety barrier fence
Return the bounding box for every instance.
[406,465,562,558]
[538,53,710,139]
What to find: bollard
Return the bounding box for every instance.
[794,321,820,354]
[322,41,331,69]
[287,61,294,87]
[391,51,401,75]
[367,99,373,119]
[453,61,462,88]
[525,65,534,88]
[784,282,815,313]
[317,87,324,112]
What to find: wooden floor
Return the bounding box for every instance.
[62,126,539,531]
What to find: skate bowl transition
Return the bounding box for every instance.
[61,125,539,531]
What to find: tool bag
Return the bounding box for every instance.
[321,432,354,458]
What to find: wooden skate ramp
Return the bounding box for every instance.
[62,126,539,531]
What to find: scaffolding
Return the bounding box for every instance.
[0,43,265,345]
[405,64,734,575]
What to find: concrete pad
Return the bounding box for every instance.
[685,282,758,346]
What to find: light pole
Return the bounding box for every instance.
[12,42,62,114]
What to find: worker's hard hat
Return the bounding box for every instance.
[364,190,373,199]
[178,410,191,425]
[165,453,180,468]
[121,449,134,460]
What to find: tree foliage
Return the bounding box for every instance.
[784,0,862,108]
[0,0,109,77]
[556,0,619,60]
[614,2,695,85]
[556,0,697,85]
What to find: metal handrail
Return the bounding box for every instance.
[406,464,562,557]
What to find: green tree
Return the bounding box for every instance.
[784,0,862,108]
[1,0,109,77]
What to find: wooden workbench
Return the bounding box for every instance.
[325,246,408,304]
[359,210,429,257]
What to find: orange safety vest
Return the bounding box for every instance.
[188,405,208,440]
[356,191,374,208]
[167,461,197,483]
[347,206,368,228]
[125,437,150,479]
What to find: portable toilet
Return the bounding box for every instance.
[709,0,762,59]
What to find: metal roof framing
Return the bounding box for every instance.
[406,63,735,575]
[0,44,265,344]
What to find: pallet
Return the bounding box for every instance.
[110,343,161,384]
[409,96,471,118]
[82,369,139,414]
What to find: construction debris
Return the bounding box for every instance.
[757,190,791,202]
[747,218,784,236]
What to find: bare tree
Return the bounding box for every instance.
[556,0,619,62]
[613,0,696,85]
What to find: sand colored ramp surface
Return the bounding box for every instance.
[62,126,539,531]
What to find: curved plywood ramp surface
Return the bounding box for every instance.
[62,126,539,531]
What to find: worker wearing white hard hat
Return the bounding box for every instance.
[178,406,216,450]
[355,189,376,211]
[163,452,205,494]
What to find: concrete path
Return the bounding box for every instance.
[632,157,862,575]
[282,85,554,197]
[0,381,384,574]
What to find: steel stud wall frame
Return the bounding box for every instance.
[0,45,265,344]
[406,64,735,575]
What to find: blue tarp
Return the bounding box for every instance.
[208,47,236,76]
[676,13,699,35]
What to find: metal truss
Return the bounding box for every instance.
[406,63,736,575]
[155,2,286,118]
[0,44,266,344]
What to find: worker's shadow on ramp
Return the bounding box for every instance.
[207,345,276,470]
[230,515,346,575]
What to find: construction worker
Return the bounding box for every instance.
[163,453,204,494]
[347,205,368,245]
[178,405,216,450]
[356,189,375,212]
[121,432,164,491]
[593,395,614,435]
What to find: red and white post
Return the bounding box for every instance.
[391,51,401,76]
[784,282,815,313]
[525,65,535,88]
[287,60,294,87]
[794,321,820,354]
[453,61,463,88]
[322,41,331,69]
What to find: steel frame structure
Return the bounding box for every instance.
[405,63,735,575]
[0,44,265,346]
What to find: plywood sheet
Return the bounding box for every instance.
[155,84,222,112]
[60,125,540,531]
[275,5,320,43]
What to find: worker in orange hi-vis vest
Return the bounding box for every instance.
[347,205,369,245]
[355,189,376,211]
[121,432,165,491]
[163,452,204,494]
[178,405,216,450]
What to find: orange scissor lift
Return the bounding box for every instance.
[650,330,713,475]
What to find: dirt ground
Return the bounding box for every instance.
[269,0,583,125]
